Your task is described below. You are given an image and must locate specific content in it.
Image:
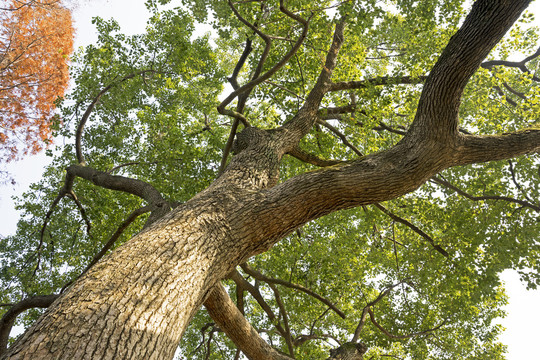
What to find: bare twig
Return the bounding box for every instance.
[268,283,294,357]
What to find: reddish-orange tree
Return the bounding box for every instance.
[0,0,73,163]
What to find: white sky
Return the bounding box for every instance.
[1,1,540,358]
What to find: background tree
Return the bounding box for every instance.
[0,0,73,167]
[1,0,540,359]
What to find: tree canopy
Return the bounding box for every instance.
[0,0,73,169]
[1,0,540,359]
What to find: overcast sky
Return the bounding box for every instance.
[1,1,540,358]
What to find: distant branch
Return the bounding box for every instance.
[35,171,77,275]
[373,203,449,258]
[367,308,446,340]
[75,70,158,165]
[66,190,92,238]
[431,176,539,212]
[316,118,363,157]
[228,270,289,340]
[268,283,294,356]
[352,282,402,342]
[482,46,540,82]
[241,264,346,319]
[507,160,535,204]
[218,4,310,122]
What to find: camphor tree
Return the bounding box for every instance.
[0,0,73,167]
[1,0,540,359]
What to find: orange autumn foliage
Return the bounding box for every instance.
[0,0,74,162]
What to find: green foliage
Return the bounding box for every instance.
[1,0,539,359]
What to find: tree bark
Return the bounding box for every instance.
[3,0,538,359]
[204,283,293,360]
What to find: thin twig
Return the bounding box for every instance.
[241,264,346,319]
[373,203,449,258]
[316,118,363,156]
[431,176,539,212]
[367,308,446,340]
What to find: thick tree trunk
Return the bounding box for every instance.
[4,187,262,360]
[3,1,538,359]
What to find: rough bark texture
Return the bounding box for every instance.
[3,0,539,359]
[327,342,368,360]
[0,295,58,356]
[204,284,292,360]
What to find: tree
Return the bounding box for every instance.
[0,0,73,165]
[1,0,540,359]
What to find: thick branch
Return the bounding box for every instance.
[228,37,252,91]
[328,75,426,92]
[204,284,293,360]
[0,295,59,356]
[65,165,165,206]
[407,0,532,140]
[288,146,342,167]
[455,130,540,166]
[482,46,540,82]
[279,20,346,151]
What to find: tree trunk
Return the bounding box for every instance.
[3,1,538,359]
[4,186,265,359]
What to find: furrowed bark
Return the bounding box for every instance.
[204,284,293,360]
[0,296,59,357]
[456,130,540,165]
[4,1,537,359]
[406,0,532,141]
[5,187,267,359]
